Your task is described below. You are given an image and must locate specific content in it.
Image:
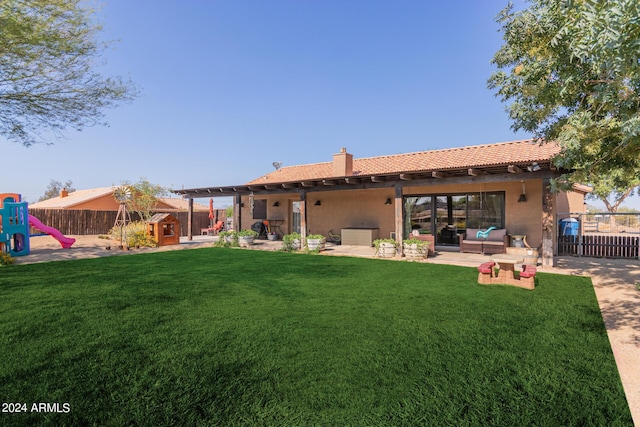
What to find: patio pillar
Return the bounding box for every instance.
[394,184,403,256]
[234,194,242,231]
[187,197,193,241]
[541,178,556,267]
[300,191,307,246]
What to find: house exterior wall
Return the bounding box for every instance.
[306,189,395,238]
[237,178,585,250]
[403,179,545,249]
[557,190,587,214]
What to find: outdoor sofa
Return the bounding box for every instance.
[459,228,508,255]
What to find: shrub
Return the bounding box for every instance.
[306,234,325,240]
[216,231,238,248]
[281,232,301,252]
[109,221,157,248]
[0,253,14,266]
[373,238,398,249]
[403,238,430,248]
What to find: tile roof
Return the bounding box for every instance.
[29,187,116,209]
[30,188,210,211]
[247,139,560,185]
[157,198,209,212]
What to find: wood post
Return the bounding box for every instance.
[187,198,193,241]
[541,179,555,267]
[234,194,242,231]
[394,185,403,256]
[300,191,307,246]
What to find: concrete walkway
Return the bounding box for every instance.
[14,235,640,425]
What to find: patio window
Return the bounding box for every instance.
[404,192,505,244]
[253,199,267,219]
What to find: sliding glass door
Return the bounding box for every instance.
[404,192,504,247]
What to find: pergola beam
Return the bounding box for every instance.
[508,165,524,174]
[468,168,486,176]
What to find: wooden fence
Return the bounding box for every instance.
[557,234,640,258]
[28,209,225,237]
[557,212,640,259]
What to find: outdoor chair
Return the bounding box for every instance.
[212,220,224,234]
[328,229,341,244]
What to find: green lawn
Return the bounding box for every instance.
[0,248,632,426]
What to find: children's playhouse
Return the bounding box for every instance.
[1,193,75,257]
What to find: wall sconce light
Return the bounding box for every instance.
[518,180,527,202]
[527,162,541,172]
[273,201,279,207]
[384,198,392,205]
[314,200,321,206]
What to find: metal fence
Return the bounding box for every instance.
[557,212,640,259]
[28,209,224,237]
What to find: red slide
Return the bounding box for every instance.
[28,215,76,248]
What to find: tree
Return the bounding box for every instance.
[122,178,168,222]
[587,177,639,213]
[488,0,640,200]
[0,0,137,146]
[38,179,75,201]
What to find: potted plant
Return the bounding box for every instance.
[237,229,258,247]
[225,206,234,230]
[218,230,238,247]
[282,232,301,251]
[374,238,398,258]
[402,238,430,260]
[267,231,278,241]
[306,234,326,252]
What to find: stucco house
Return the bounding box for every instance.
[175,139,589,265]
[30,186,209,212]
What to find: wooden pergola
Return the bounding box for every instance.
[173,160,564,265]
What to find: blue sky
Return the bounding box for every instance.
[4,0,638,209]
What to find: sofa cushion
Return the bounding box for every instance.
[465,229,483,241]
[486,229,507,241]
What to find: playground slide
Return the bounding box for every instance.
[28,215,76,248]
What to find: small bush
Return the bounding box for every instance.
[216,231,238,248]
[109,221,157,248]
[0,253,14,266]
[281,232,301,252]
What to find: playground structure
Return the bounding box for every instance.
[0,193,75,257]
